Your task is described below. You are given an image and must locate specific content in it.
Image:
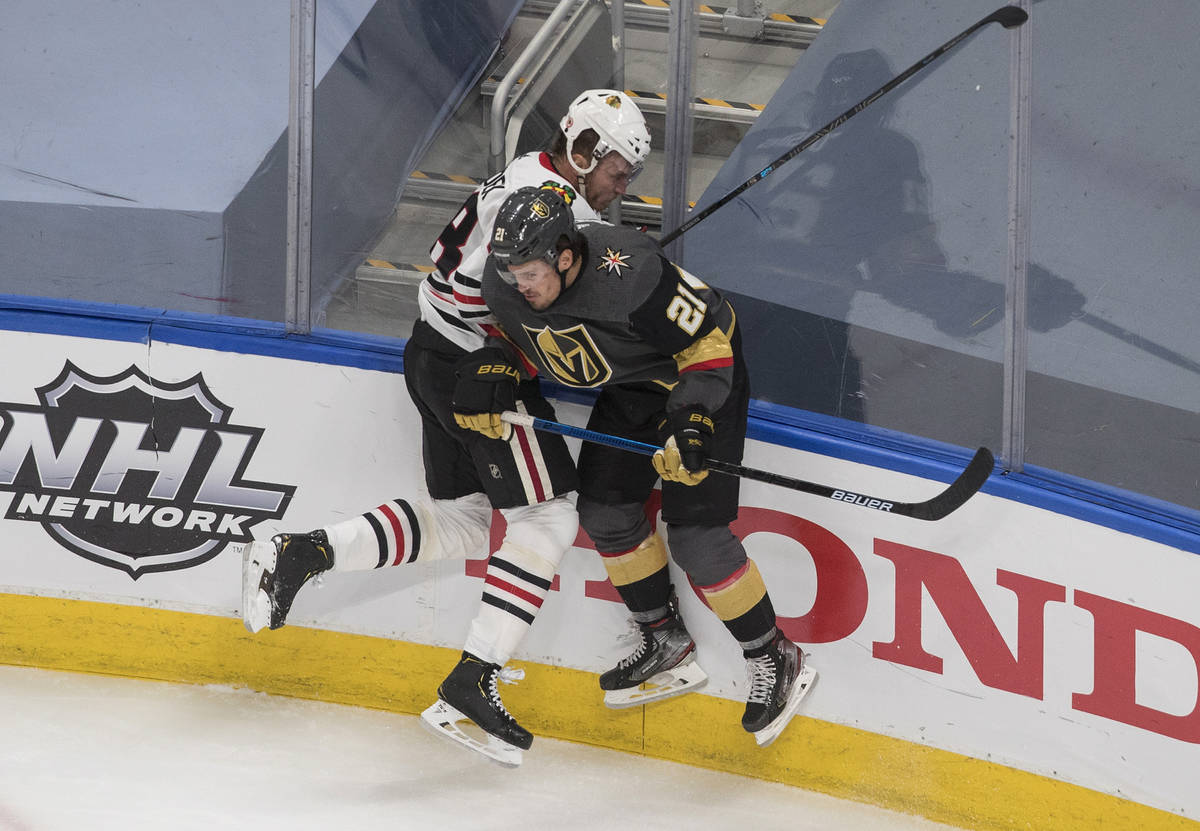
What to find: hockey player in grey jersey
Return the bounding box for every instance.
[455,186,817,747]
[241,91,651,767]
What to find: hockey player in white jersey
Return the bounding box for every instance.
[421,89,650,351]
[241,91,650,768]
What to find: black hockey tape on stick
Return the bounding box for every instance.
[659,5,1030,245]
[501,412,994,521]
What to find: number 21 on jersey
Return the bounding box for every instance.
[665,267,710,335]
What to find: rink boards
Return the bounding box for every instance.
[0,320,1197,831]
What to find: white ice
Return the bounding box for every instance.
[0,665,960,830]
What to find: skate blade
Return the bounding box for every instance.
[419,700,524,768]
[754,666,818,748]
[240,541,277,634]
[604,660,709,709]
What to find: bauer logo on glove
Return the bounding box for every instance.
[473,362,520,382]
[452,347,519,441]
[652,407,714,486]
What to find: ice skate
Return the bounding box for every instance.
[420,652,532,768]
[241,530,333,634]
[599,600,708,708]
[742,631,818,747]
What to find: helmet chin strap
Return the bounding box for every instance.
[565,134,600,176]
[563,136,600,206]
[552,238,586,299]
[555,261,570,295]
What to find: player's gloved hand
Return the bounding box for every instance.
[452,347,519,440]
[652,408,714,486]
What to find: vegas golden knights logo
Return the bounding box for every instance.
[523,324,612,387]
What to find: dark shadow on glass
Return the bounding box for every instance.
[732,51,1091,417]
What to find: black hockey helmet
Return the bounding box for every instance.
[491,186,579,268]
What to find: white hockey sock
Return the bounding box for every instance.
[463,497,576,665]
[323,493,491,572]
[463,542,557,666]
[322,499,422,572]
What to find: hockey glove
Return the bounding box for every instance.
[451,347,519,440]
[652,408,714,486]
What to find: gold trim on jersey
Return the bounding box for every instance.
[673,304,736,373]
[522,323,613,387]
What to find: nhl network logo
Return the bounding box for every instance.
[0,362,295,578]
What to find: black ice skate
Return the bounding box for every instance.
[241,531,333,634]
[599,601,708,709]
[741,631,818,747]
[420,652,532,768]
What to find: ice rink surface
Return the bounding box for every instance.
[0,664,962,831]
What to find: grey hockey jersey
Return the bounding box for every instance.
[482,222,738,417]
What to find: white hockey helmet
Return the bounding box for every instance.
[559,89,651,176]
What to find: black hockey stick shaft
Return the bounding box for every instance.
[501,412,994,521]
[659,5,1029,245]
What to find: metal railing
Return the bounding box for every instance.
[489,0,610,175]
[522,0,824,45]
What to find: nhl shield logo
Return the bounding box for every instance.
[522,323,612,387]
[0,362,295,578]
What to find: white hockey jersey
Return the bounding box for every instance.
[420,152,602,352]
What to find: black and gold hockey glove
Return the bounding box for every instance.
[452,347,519,440]
[653,408,714,486]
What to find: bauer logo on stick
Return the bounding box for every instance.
[831,490,894,512]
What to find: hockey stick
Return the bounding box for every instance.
[658,5,1029,245]
[501,411,994,521]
